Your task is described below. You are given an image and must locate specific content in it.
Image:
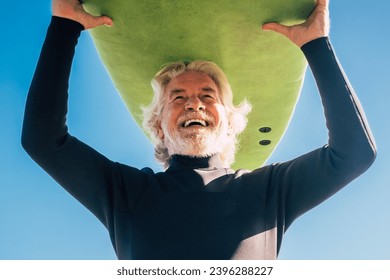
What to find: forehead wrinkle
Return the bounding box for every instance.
[164,72,223,102]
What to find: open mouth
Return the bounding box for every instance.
[181,119,209,128]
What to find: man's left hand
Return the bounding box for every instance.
[262,0,330,47]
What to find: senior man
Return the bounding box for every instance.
[22,0,376,259]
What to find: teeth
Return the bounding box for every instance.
[183,119,207,127]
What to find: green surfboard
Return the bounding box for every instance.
[83,0,316,170]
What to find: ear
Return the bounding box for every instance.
[156,121,164,140]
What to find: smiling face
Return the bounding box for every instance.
[158,71,230,158]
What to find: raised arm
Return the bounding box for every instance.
[21,1,147,231]
[260,0,376,228]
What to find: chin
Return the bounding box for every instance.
[166,134,222,158]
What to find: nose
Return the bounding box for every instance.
[184,96,205,111]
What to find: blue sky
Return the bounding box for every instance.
[1,1,389,260]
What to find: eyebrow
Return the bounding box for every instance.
[170,88,185,94]
[169,88,186,98]
[201,87,217,93]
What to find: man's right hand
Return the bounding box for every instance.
[52,0,113,29]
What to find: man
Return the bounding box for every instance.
[22,0,376,259]
[143,60,252,169]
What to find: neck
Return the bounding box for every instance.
[167,154,225,171]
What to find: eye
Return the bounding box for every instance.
[201,87,217,99]
[202,94,214,99]
[173,95,185,103]
[201,91,217,101]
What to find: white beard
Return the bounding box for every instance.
[161,115,232,159]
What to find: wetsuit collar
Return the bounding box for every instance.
[167,154,224,172]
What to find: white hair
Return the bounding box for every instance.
[142,60,251,169]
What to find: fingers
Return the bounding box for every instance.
[100,15,114,27]
[262,22,290,37]
[74,3,114,29]
[261,0,330,47]
[87,15,114,29]
[52,0,113,29]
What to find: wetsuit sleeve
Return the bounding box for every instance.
[267,37,377,229]
[21,17,149,229]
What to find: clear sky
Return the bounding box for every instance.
[1,1,389,260]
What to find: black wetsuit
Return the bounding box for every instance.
[22,17,376,259]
